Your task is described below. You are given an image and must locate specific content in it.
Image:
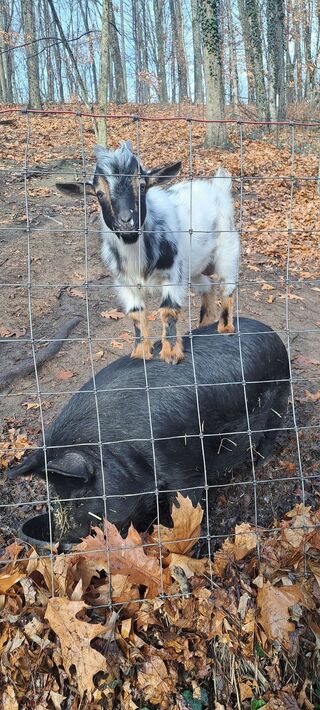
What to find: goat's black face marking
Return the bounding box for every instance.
[94,154,148,241]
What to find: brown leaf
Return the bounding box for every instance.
[151,493,203,554]
[136,652,176,707]
[68,287,86,300]
[257,581,315,650]
[57,369,75,380]
[267,294,276,303]
[93,350,104,361]
[292,355,320,369]
[166,553,208,577]
[76,523,167,598]
[100,309,125,320]
[279,293,304,301]
[234,523,258,561]
[111,339,124,350]
[0,326,26,338]
[261,283,274,290]
[45,598,114,698]
[0,569,25,594]
[239,681,253,701]
[22,401,41,410]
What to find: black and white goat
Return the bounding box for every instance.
[56,141,240,364]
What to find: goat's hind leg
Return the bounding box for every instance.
[217,291,235,334]
[196,272,217,327]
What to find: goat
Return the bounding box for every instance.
[56,141,240,364]
[8,318,290,540]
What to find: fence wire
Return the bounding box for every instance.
[0,108,319,605]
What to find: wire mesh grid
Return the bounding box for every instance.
[0,108,319,611]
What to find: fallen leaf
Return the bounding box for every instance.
[234,523,258,561]
[93,350,104,361]
[0,569,25,594]
[152,493,203,554]
[279,293,304,301]
[261,283,274,290]
[257,581,315,650]
[22,401,40,410]
[111,339,124,349]
[57,369,75,380]
[267,294,276,303]
[101,309,125,320]
[239,681,254,701]
[0,326,26,338]
[45,598,114,698]
[76,523,167,598]
[292,355,320,368]
[68,287,86,300]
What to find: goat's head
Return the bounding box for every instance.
[56,141,181,244]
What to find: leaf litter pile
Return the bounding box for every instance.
[0,493,320,709]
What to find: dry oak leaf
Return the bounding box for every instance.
[100,309,125,320]
[0,569,25,595]
[68,287,86,300]
[0,325,26,338]
[257,581,315,651]
[45,598,114,699]
[291,355,320,368]
[76,522,168,598]
[151,493,203,554]
[234,523,258,561]
[136,653,176,707]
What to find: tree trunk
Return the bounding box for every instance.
[245,0,269,120]
[226,0,239,113]
[0,0,14,103]
[169,0,188,102]
[110,0,127,103]
[78,0,99,103]
[21,0,42,107]
[43,0,54,102]
[98,0,109,143]
[267,0,286,119]
[153,0,168,103]
[191,0,204,103]
[120,0,128,98]
[237,0,255,103]
[200,0,226,147]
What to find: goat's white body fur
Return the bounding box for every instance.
[100,168,240,313]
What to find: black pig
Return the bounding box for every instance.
[8,318,290,538]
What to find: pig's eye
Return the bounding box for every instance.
[96,190,104,200]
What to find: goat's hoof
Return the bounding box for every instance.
[159,341,184,364]
[217,322,235,334]
[131,343,153,360]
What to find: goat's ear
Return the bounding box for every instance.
[55,182,96,197]
[147,161,182,187]
[123,139,133,153]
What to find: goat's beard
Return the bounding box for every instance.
[117,230,140,244]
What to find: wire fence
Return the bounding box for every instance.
[0,108,319,607]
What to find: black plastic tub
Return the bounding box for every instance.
[19,513,78,555]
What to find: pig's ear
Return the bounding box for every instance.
[47,451,94,482]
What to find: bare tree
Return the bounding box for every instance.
[154,0,168,103]
[191,0,204,103]
[244,0,268,120]
[169,0,188,102]
[267,0,286,119]
[110,0,127,103]
[98,0,109,143]
[21,0,42,107]
[200,0,226,147]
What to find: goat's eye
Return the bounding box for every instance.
[139,183,146,193]
[96,190,104,200]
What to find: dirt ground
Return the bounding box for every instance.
[0,114,319,552]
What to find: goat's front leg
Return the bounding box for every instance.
[159,299,184,365]
[130,308,153,360]
[120,288,153,360]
